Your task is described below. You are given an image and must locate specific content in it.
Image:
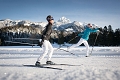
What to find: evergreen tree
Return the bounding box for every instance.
[97,27,103,46]
[108,25,113,32]
[103,26,108,46]
[107,25,114,46]
[114,28,120,46]
[58,31,64,44]
[88,33,97,46]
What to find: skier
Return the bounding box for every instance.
[68,23,99,57]
[35,15,55,66]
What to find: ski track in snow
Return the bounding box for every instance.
[0,46,120,80]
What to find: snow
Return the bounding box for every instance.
[58,16,71,23]
[0,46,120,80]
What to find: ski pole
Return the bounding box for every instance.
[56,36,78,50]
[58,48,79,57]
[90,32,99,55]
[68,36,78,43]
[55,36,79,57]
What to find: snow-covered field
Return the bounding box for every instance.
[0,46,120,80]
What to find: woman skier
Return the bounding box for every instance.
[68,23,99,57]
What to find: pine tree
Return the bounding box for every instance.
[114,28,120,46]
[102,26,108,46]
[107,25,114,46]
[58,31,64,45]
[97,27,103,46]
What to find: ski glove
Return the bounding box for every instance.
[78,33,81,37]
[39,39,44,47]
[78,32,84,37]
[39,41,43,47]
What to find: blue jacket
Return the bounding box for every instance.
[78,26,98,40]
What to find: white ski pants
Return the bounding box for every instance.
[69,38,89,56]
[37,40,54,62]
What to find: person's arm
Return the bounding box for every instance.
[89,28,99,32]
[78,32,84,37]
[44,24,52,37]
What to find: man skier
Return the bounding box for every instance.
[68,23,99,57]
[35,15,54,66]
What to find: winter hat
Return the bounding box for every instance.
[46,15,54,21]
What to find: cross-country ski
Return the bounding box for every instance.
[23,64,63,70]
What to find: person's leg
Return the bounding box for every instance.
[47,41,54,61]
[83,40,89,56]
[68,38,84,50]
[37,40,48,62]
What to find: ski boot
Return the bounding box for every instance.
[35,61,41,66]
[46,61,55,65]
[85,55,90,57]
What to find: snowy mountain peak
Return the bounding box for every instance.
[0,19,12,21]
[72,21,83,26]
[0,17,99,32]
[58,16,71,23]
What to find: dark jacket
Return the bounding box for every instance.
[41,23,52,41]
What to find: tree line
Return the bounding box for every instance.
[0,25,120,46]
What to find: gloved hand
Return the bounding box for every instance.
[39,39,44,47]
[78,32,84,37]
[97,30,100,32]
[39,41,43,47]
[78,33,81,37]
[97,30,103,34]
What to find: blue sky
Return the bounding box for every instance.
[0,0,120,30]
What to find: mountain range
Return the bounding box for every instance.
[0,17,99,32]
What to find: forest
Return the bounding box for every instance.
[0,24,120,46]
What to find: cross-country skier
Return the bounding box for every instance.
[68,23,99,57]
[35,15,55,66]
